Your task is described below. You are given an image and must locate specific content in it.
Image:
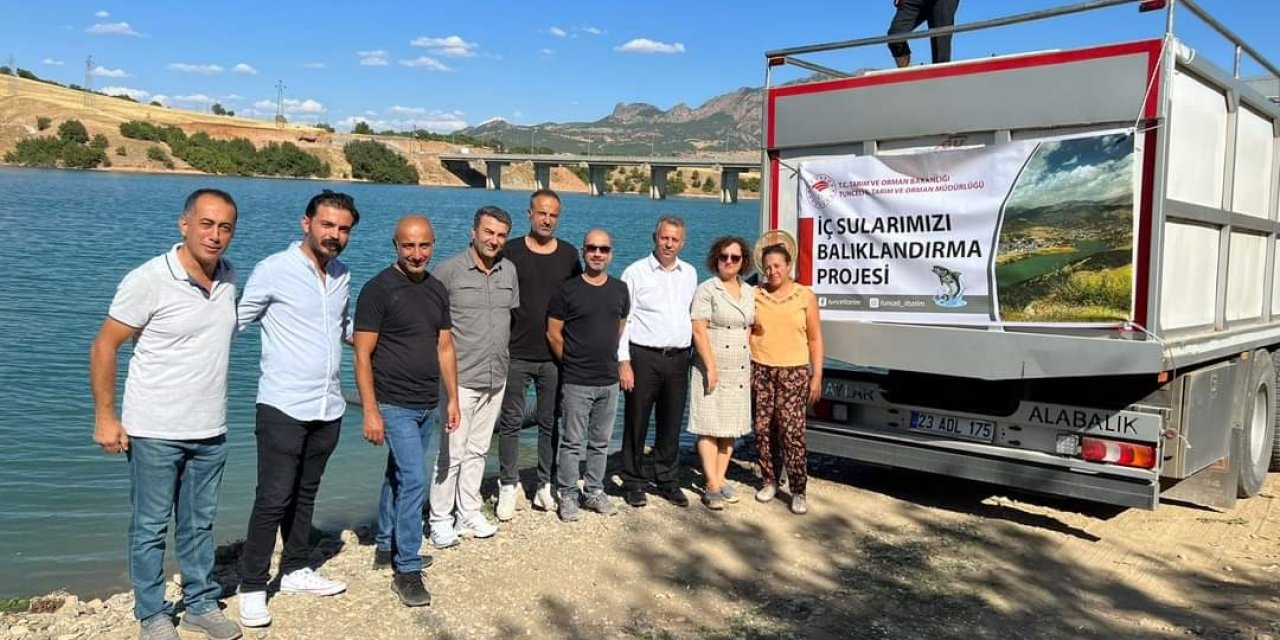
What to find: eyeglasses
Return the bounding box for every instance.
[584,244,612,254]
[718,254,743,264]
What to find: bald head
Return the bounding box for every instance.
[581,227,614,276]
[392,214,436,281]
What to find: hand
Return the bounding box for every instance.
[618,361,635,392]
[808,373,823,405]
[363,412,385,446]
[705,367,719,394]
[94,416,129,454]
[444,399,461,433]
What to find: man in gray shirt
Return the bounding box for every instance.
[428,206,519,547]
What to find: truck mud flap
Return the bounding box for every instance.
[808,426,1159,509]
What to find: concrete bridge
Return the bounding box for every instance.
[436,153,758,204]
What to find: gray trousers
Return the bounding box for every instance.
[556,383,619,498]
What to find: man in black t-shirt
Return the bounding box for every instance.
[353,214,460,608]
[546,228,630,523]
[493,189,583,521]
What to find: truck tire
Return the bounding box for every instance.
[1238,350,1276,497]
[1273,351,1280,472]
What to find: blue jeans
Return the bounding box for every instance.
[556,383,619,499]
[375,404,438,573]
[127,435,228,624]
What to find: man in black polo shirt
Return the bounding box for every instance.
[546,228,629,523]
[353,214,460,607]
[494,189,582,520]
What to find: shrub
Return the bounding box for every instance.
[59,143,106,169]
[36,116,51,131]
[343,140,419,184]
[90,134,109,150]
[57,120,89,145]
[115,145,127,157]
[146,146,170,163]
[4,137,64,167]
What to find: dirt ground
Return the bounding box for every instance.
[6,450,1277,640]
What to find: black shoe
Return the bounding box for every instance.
[391,572,431,607]
[375,549,434,570]
[624,489,648,507]
[658,486,689,507]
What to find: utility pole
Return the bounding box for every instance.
[84,55,94,108]
[274,79,286,126]
[6,54,15,97]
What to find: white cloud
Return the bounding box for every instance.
[356,50,389,66]
[410,35,478,58]
[399,56,451,71]
[253,97,326,114]
[86,21,141,36]
[42,58,65,66]
[150,94,168,104]
[615,38,685,54]
[389,105,427,115]
[94,10,109,18]
[91,66,130,78]
[99,85,149,101]
[584,26,605,35]
[364,110,378,116]
[549,26,567,37]
[221,94,244,101]
[302,62,326,69]
[338,111,467,134]
[232,63,257,75]
[168,62,223,74]
[538,48,554,56]
[165,93,215,107]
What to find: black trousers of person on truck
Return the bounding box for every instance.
[888,0,960,66]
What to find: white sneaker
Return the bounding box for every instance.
[429,520,460,549]
[458,513,498,539]
[278,567,347,596]
[496,483,517,522]
[532,483,558,512]
[238,590,271,627]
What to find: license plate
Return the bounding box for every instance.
[909,411,996,443]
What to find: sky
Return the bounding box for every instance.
[1,1,1276,133]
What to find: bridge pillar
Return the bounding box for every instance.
[649,166,670,200]
[533,162,553,191]
[720,168,742,204]
[485,161,508,191]
[588,164,613,197]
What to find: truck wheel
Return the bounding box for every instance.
[1238,350,1276,497]
[1272,351,1280,472]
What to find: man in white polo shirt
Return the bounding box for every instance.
[234,190,358,628]
[90,189,244,640]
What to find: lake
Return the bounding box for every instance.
[0,167,760,599]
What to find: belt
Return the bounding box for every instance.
[631,343,690,357]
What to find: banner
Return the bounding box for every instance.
[799,132,1136,324]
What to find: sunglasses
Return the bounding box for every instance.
[584,244,612,254]
[718,253,743,264]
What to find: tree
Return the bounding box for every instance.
[352,121,373,135]
[60,144,106,169]
[57,120,89,145]
[211,103,227,116]
[0,65,10,76]
[90,134,110,150]
[36,116,52,131]
[666,174,687,195]
[701,178,717,194]
[149,100,163,107]
[343,140,419,184]
[15,68,37,81]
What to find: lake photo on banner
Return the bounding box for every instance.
[0,167,760,599]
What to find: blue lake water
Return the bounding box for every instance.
[0,167,760,599]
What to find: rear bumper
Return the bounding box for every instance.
[808,424,1160,509]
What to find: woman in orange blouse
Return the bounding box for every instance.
[749,243,823,515]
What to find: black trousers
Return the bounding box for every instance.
[239,403,341,592]
[495,358,560,487]
[620,344,691,490]
[887,0,959,63]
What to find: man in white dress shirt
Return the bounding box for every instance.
[617,216,699,508]
[235,190,359,627]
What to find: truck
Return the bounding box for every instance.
[759,0,1280,509]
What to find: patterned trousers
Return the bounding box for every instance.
[751,363,811,495]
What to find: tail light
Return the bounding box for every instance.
[1080,437,1156,469]
[1138,1,1167,11]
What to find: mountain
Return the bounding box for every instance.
[456,86,763,156]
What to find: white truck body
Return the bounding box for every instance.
[760,0,1280,509]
